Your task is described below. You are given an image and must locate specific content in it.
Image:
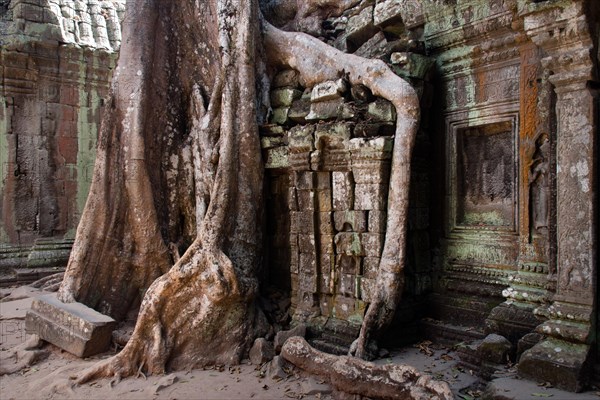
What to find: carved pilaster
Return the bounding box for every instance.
[516,0,597,392]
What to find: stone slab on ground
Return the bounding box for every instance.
[484,377,599,400]
[0,298,35,320]
[25,293,116,358]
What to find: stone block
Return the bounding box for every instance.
[264,147,289,169]
[352,164,391,184]
[294,170,315,189]
[338,273,356,297]
[288,126,314,154]
[298,252,317,276]
[354,31,389,59]
[374,0,423,29]
[355,183,388,211]
[349,137,394,161]
[288,187,298,211]
[334,232,363,256]
[14,3,45,23]
[290,238,299,274]
[249,337,275,365]
[337,255,360,275]
[296,189,315,211]
[320,295,333,317]
[333,296,357,320]
[299,272,317,293]
[311,149,351,172]
[332,171,354,210]
[273,69,300,88]
[290,273,299,295]
[368,210,387,233]
[333,210,367,233]
[291,211,314,234]
[373,0,403,27]
[320,252,334,274]
[518,339,590,392]
[315,189,332,212]
[268,355,291,380]
[271,88,302,108]
[314,122,352,150]
[260,124,286,137]
[25,293,116,358]
[315,172,331,189]
[319,266,333,294]
[288,98,311,123]
[298,233,317,254]
[270,107,290,125]
[353,122,385,137]
[310,79,347,102]
[346,6,378,49]
[360,233,384,258]
[290,212,299,233]
[391,53,435,81]
[260,135,286,149]
[319,235,335,255]
[477,334,512,364]
[332,33,350,53]
[306,99,354,121]
[274,324,307,353]
[318,212,334,234]
[289,153,311,170]
[367,99,396,122]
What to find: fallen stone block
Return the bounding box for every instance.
[249,337,275,365]
[274,323,307,353]
[25,293,116,358]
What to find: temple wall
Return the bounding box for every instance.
[0,0,123,278]
[0,0,597,392]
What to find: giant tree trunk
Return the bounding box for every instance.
[60,0,419,381]
[62,0,266,379]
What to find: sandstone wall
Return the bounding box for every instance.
[0,0,123,275]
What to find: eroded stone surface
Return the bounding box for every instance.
[25,293,116,357]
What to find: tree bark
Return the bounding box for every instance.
[62,0,267,381]
[60,0,418,381]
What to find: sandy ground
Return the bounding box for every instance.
[1,286,598,400]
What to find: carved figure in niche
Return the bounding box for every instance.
[529,133,550,238]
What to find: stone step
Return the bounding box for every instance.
[25,293,116,358]
[13,267,65,279]
[309,339,349,356]
[420,318,485,346]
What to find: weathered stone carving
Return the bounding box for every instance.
[529,133,550,236]
[0,0,124,281]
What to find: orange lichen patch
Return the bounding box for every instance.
[518,42,541,243]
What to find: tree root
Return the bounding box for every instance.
[75,241,260,384]
[0,335,49,375]
[281,337,453,400]
[30,272,64,292]
[264,21,420,358]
